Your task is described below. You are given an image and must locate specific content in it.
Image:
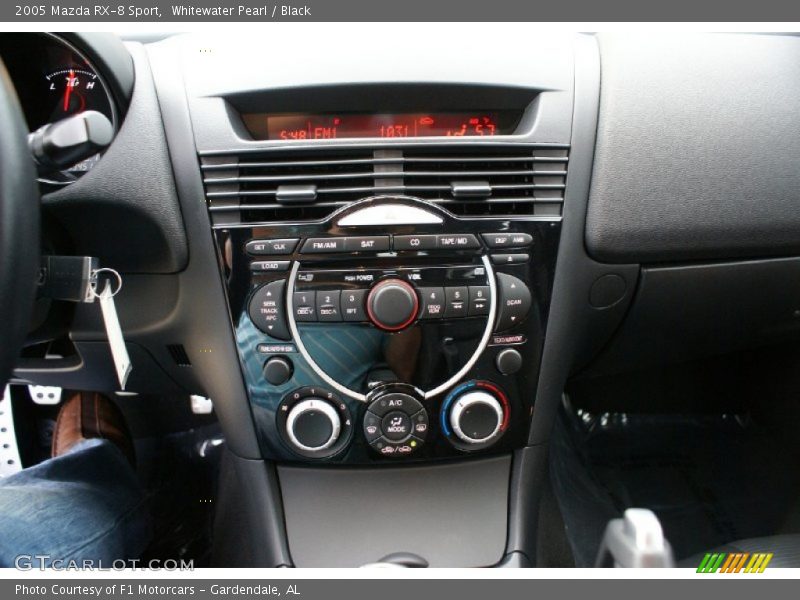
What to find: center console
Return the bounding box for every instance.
[215,196,559,464]
[153,29,583,566]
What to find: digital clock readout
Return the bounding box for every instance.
[241,112,518,140]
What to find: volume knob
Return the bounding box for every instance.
[366,279,419,331]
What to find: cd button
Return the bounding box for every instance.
[394,234,438,251]
[316,290,342,321]
[436,234,480,250]
[345,236,390,252]
[444,286,469,318]
[293,291,317,322]
[419,287,446,319]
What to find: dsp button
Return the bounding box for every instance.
[481,232,533,249]
[248,280,290,340]
[345,236,390,252]
[246,238,299,255]
[495,273,532,331]
[316,290,342,321]
[419,287,445,319]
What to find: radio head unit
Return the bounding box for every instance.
[214,196,558,464]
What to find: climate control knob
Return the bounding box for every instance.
[366,279,419,331]
[285,398,341,451]
[443,381,509,450]
[450,391,503,443]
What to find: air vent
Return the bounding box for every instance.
[167,344,192,367]
[201,145,568,224]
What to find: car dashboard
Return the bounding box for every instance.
[4,29,800,567]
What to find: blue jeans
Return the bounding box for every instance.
[0,438,151,568]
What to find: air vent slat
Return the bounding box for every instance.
[202,145,568,223]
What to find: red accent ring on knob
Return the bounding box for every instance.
[366,278,419,332]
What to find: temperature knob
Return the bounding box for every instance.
[450,391,503,444]
[366,279,419,331]
[442,381,509,450]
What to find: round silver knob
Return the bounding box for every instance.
[286,398,341,451]
[449,390,504,444]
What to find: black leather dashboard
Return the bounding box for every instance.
[587,33,800,264]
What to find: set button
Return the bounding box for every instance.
[393,235,437,250]
[246,238,299,255]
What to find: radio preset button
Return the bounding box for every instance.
[246,238,300,255]
[394,234,437,251]
[345,236,391,252]
[301,237,347,253]
[436,234,480,250]
[468,286,491,316]
[341,289,368,322]
[481,233,533,248]
[419,287,446,319]
[444,286,469,318]
[316,290,342,321]
[293,291,317,322]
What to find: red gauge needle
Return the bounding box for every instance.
[63,69,74,112]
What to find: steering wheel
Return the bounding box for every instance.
[0,59,40,388]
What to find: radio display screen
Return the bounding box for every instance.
[241,111,521,140]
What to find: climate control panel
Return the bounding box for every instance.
[214,196,560,464]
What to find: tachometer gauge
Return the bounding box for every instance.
[45,68,109,121]
[0,33,117,185]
